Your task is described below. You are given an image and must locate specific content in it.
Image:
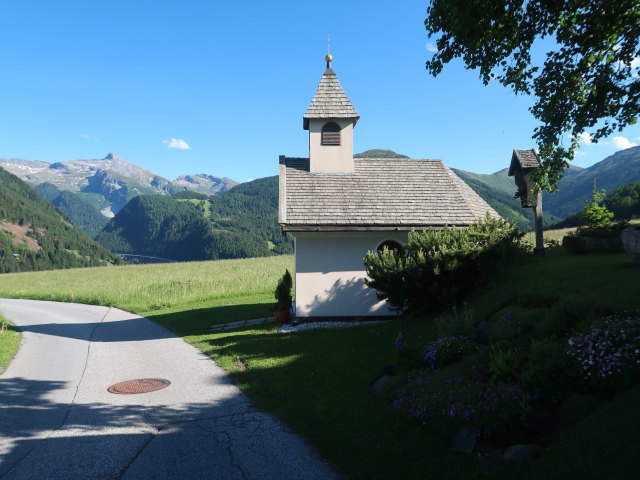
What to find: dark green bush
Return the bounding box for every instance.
[364,214,527,314]
[274,269,293,306]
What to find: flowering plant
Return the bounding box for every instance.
[422,335,472,370]
[567,312,640,390]
[394,372,531,439]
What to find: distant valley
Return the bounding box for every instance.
[1,147,639,271]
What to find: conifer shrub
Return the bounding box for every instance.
[363,214,526,314]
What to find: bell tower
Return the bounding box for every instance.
[303,54,360,173]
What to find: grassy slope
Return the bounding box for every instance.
[0,314,21,374]
[0,256,292,315]
[0,249,639,479]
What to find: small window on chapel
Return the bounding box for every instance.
[377,240,404,256]
[321,122,341,146]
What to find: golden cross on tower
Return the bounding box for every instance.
[325,35,332,66]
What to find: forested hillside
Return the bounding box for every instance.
[0,167,121,273]
[606,181,640,219]
[543,146,640,218]
[36,183,109,237]
[95,176,292,261]
[553,180,640,228]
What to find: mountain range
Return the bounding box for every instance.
[2,146,639,269]
[452,146,640,223]
[0,153,238,217]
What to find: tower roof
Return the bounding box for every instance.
[303,61,359,130]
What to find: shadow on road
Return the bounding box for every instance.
[15,316,176,343]
[0,376,326,480]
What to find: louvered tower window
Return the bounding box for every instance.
[321,122,341,145]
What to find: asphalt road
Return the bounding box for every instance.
[0,299,338,480]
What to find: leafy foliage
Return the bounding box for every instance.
[0,167,120,273]
[425,0,640,191]
[580,181,614,228]
[364,215,527,314]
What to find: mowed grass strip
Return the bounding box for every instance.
[0,314,21,374]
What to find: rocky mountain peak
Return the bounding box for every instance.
[103,152,121,161]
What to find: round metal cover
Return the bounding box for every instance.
[107,378,171,395]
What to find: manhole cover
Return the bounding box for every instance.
[107,378,171,395]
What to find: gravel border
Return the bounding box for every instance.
[280,320,388,333]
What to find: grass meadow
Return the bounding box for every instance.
[0,255,292,317]
[1,247,640,478]
[0,314,21,373]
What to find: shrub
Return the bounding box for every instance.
[434,303,474,337]
[274,269,293,307]
[517,337,582,403]
[566,311,640,391]
[488,344,525,382]
[580,181,614,229]
[364,214,526,314]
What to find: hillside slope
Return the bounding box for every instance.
[454,147,640,220]
[36,183,109,237]
[95,177,293,261]
[543,146,640,218]
[0,167,120,273]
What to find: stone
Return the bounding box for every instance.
[474,321,490,345]
[450,425,477,454]
[503,444,543,462]
[622,225,640,263]
[371,375,393,396]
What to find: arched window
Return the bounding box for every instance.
[321,122,341,146]
[377,240,404,256]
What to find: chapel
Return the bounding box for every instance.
[279,55,499,319]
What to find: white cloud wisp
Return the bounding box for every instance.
[611,136,637,150]
[163,138,191,150]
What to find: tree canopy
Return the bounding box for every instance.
[425,0,640,190]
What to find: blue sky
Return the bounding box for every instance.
[2,0,639,183]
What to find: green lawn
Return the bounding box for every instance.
[0,314,21,374]
[0,249,638,479]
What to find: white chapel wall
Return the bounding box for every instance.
[294,231,408,318]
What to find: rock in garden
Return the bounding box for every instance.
[503,444,543,462]
[474,320,490,345]
[371,375,393,396]
[450,425,477,454]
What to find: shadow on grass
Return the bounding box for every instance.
[147,302,274,337]
[146,306,479,480]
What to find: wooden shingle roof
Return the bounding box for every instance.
[508,149,541,176]
[279,157,500,231]
[303,66,359,130]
